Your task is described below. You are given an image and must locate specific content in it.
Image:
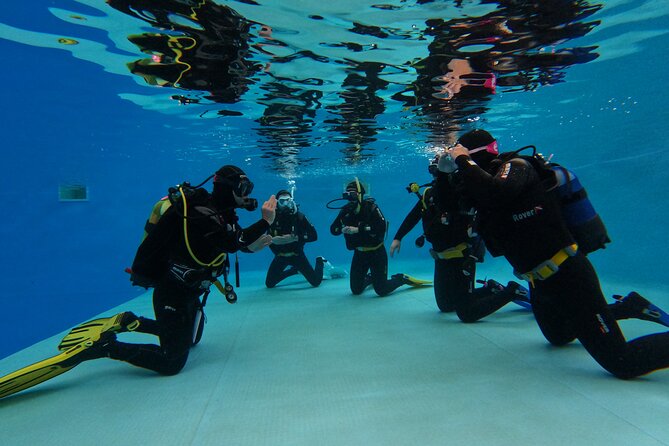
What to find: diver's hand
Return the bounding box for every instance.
[247,234,272,252]
[262,195,276,225]
[271,234,298,245]
[437,151,457,174]
[390,239,401,257]
[342,226,359,235]
[448,144,470,162]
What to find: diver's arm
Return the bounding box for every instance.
[393,201,423,241]
[299,213,318,242]
[364,204,387,238]
[454,156,533,207]
[495,159,536,199]
[237,219,271,252]
[261,195,276,225]
[244,233,272,252]
[236,196,275,252]
[330,211,345,236]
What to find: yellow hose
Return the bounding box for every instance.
[180,186,227,268]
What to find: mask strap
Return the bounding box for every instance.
[467,140,498,155]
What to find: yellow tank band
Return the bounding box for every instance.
[431,242,469,260]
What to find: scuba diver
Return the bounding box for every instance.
[0,165,276,399]
[390,155,530,319]
[329,178,430,297]
[445,129,669,379]
[265,189,325,288]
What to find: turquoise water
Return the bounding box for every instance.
[0,0,668,359]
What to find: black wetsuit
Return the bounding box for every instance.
[455,154,669,378]
[114,196,269,376]
[266,209,323,288]
[330,199,404,296]
[397,180,518,320]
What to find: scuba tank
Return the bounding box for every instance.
[550,165,610,254]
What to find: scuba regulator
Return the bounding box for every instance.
[406,182,421,194]
[326,177,367,210]
[239,197,258,211]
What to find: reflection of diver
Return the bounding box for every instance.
[0,166,276,399]
[394,0,601,140]
[126,34,197,87]
[393,54,494,143]
[326,62,388,162]
[425,0,601,90]
[266,189,325,288]
[329,179,429,296]
[391,154,529,317]
[255,81,322,169]
[107,0,260,103]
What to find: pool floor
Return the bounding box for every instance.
[2,262,668,445]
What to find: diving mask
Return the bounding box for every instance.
[277,194,296,213]
[235,176,254,197]
[229,176,256,210]
[214,173,254,198]
[342,190,359,201]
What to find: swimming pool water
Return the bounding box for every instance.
[0,0,667,358]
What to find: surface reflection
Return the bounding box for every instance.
[394,0,601,144]
[255,79,322,172]
[108,0,259,103]
[326,62,389,164]
[102,0,601,169]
